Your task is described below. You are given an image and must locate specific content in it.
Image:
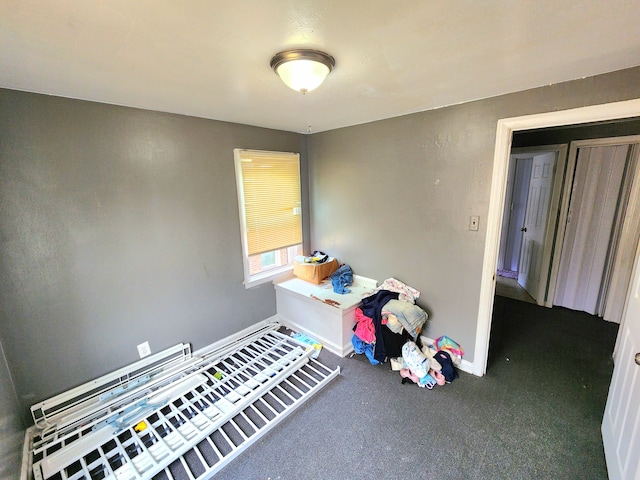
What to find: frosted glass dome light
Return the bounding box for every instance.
[270,49,335,94]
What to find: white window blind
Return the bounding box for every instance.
[234,149,302,287]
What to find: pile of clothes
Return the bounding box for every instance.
[400,335,464,389]
[351,278,428,365]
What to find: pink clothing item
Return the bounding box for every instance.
[430,369,446,386]
[353,308,376,343]
[434,335,465,357]
[373,278,420,303]
[400,368,419,383]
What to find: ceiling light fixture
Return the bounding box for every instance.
[270,49,335,94]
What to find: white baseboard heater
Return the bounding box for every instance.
[22,322,339,480]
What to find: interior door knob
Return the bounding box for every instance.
[636,353,640,365]
[521,227,527,232]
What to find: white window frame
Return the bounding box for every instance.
[233,148,302,288]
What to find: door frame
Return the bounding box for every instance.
[472,98,640,377]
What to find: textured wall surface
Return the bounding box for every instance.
[1,67,639,436]
[513,117,640,148]
[0,340,23,480]
[308,67,640,360]
[0,89,306,421]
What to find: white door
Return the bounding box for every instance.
[553,145,628,314]
[518,153,556,299]
[502,158,532,272]
[602,250,640,480]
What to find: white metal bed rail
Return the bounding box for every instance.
[24,324,339,480]
[30,344,193,433]
[28,323,282,455]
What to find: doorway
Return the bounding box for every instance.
[497,138,640,314]
[475,101,640,480]
[473,99,640,378]
[497,145,567,304]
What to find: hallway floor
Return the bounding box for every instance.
[496,273,536,304]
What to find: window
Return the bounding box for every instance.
[234,149,303,287]
[260,251,277,269]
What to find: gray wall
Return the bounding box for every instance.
[0,340,23,480]
[1,66,639,441]
[512,117,640,148]
[0,89,307,423]
[308,66,640,360]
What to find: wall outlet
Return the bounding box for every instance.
[469,215,479,231]
[137,341,151,358]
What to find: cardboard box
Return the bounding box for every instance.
[293,257,339,284]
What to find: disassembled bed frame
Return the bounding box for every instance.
[22,322,339,480]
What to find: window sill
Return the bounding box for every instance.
[244,266,293,289]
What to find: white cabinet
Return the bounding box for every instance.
[274,275,377,357]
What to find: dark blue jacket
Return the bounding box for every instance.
[360,290,400,362]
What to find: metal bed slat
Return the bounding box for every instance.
[128,426,160,474]
[185,441,208,477]
[211,425,235,456]
[237,410,258,436]
[201,433,224,464]
[177,456,195,480]
[245,402,269,426]
[227,419,248,443]
[273,381,298,404]
[145,422,173,465]
[281,377,305,397]
[252,396,279,420]
[261,390,287,413]
[161,469,173,480]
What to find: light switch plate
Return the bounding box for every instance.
[470,215,479,231]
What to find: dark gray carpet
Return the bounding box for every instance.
[217,296,618,479]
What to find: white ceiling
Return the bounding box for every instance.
[2,1,639,134]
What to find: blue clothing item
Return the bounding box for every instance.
[361,290,400,362]
[351,335,380,365]
[435,350,459,383]
[419,372,437,389]
[331,264,353,294]
[383,299,428,339]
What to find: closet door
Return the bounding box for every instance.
[553,145,628,314]
[602,144,640,322]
